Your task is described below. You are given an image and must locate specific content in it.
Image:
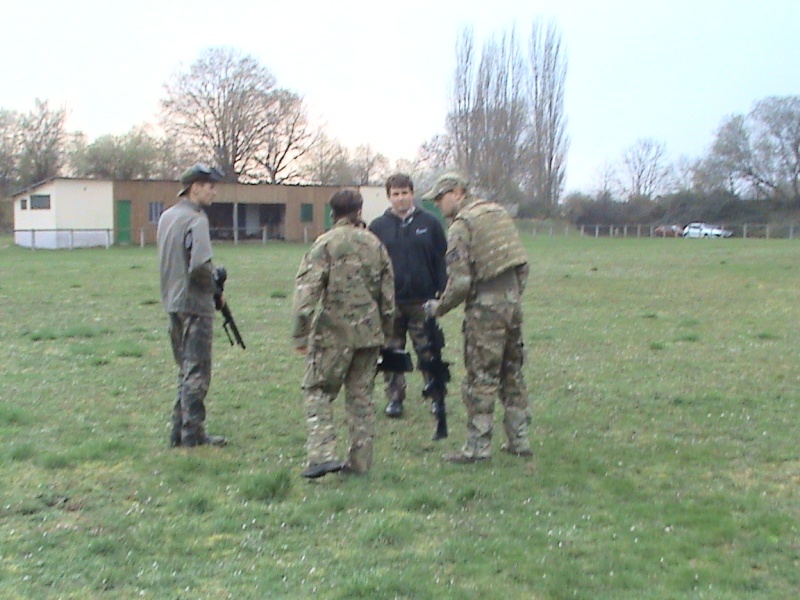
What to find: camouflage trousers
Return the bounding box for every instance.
[302,345,380,473]
[168,312,213,446]
[383,303,434,404]
[459,301,531,458]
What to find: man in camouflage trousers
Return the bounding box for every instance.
[292,189,395,479]
[157,163,227,448]
[422,173,532,463]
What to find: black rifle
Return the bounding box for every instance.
[420,316,450,440]
[213,267,246,349]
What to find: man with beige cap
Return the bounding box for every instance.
[422,173,532,463]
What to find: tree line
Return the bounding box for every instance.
[2,24,799,230]
[563,95,800,227]
[0,48,400,202]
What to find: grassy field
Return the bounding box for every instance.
[0,234,798,599]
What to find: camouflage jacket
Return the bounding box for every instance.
[292,218,395,350]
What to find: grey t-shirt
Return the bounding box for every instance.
[157,199,215,315]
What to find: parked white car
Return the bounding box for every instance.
[682,222,733,238]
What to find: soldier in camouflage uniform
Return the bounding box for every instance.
[422,173,532,463]
[157,163,227,448]
[292,189,395,479]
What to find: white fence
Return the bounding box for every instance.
[524,223,800,239]
[14,229,115,249]
[12,223,800,249]
[12,226,285,249]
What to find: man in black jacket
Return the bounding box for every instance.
[369,173,448,418]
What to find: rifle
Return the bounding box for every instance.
[420,316,450,440]
[212,266,246,349]
[377,348,414,372]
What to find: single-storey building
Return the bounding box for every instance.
[12,178,394,249]
[13,179,115,249]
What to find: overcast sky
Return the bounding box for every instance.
[2,0,798,192]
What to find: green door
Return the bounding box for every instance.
[116,200,132,244]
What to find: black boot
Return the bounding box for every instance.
[385,400,403,418]
[170,427,182,447]
[301,461,344,479]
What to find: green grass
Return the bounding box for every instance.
[1,236,799,598]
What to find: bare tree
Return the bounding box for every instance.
[752,96,800,204]
[593,159,618,200]
[70,127,160,180]
[418,133,455,172]
[448,29,478,180]
[302,133,352,185]
[697,96,800,207]
[252,90,318,184]
[707,96,800,204]
[351,144,389,186]
[17,99,67,187]
[690,153,738,196]
[619,138,671,199]
[0,109,21,196]
[524,19,568,216]
[707,115,761,196]
[475,30,529,200]
[446,28,529,202]
[441,22,567,212]
[161,47,277,182]
[670,155,696,193]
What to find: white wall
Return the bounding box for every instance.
[13,179,114,248]
[55,180,114,229]
[359,186,388,225]
[244,204,261,235]
[13,181,58,231]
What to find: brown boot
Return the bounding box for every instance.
[443,451,490,464]
[501,442,532,457]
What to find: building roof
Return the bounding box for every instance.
[10,176,106,198]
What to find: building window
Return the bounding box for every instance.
[300,203,313,223]
[30,194,51,210]
[20,199,27,210]
[148,202,164,224]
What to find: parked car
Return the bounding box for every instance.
[682,222,733,238]
[654,224,683,237]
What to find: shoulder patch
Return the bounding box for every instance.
[446,248,462,265]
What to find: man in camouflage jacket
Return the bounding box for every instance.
[292,189,395,478]
[422,173,532,463]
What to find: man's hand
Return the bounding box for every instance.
[423,299,440,320]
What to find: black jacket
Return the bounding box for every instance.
[369,207,447,304]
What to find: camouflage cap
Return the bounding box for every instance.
[177,163,224,197]
[421,172,469,202]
